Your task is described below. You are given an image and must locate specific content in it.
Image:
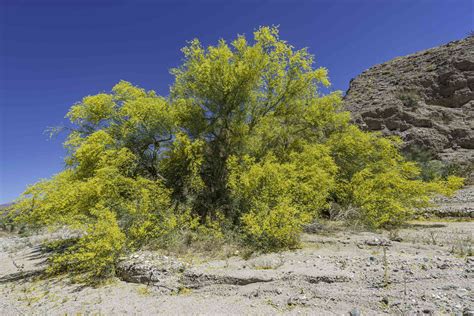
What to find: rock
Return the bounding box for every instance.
[349,308,361,316]
[438,263,450,269]
[287,294,308,306]
[303,220,324,234]
[116,251,186,292]
[364,238,392,247]
[427,185,474,218]
[250,256,284,270]
[247,289,260,298]
[344,36,474,180]
[390,236,403,242]
[463,308,474,316]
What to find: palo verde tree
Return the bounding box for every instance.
[169,27,339,221]
[10,26,463,281]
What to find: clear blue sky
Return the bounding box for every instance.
[0,0,472,204]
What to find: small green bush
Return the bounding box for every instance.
[403,145,472,181]
[397,91,419,107]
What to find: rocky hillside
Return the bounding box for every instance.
[344,36,473,167]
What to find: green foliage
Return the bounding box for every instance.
[403,145,472,181]
[228,145,337,250]
[13,127,174,281]
[170,26,340,220]
[10,26,464,282]
[241,199,304,251]
[327,127,463,227]
[349,165,463,228]
[47,206,126,281]
[396,91,419,107]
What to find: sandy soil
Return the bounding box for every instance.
[1,219,473,315]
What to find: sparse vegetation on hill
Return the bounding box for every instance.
[344,36,474,172]
[9,26,463,282]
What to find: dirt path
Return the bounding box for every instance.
[1,219,472,315]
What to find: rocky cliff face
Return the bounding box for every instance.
[344,36,474,166]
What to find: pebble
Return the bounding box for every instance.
[287,295,308,306]
[463,309,474,316]
[364,238,392,247]
[438,263,450,269]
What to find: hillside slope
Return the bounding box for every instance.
[344,36,474,168]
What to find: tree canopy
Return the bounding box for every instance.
[10,26,463,281]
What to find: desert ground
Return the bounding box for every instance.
[1,188,472,315]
